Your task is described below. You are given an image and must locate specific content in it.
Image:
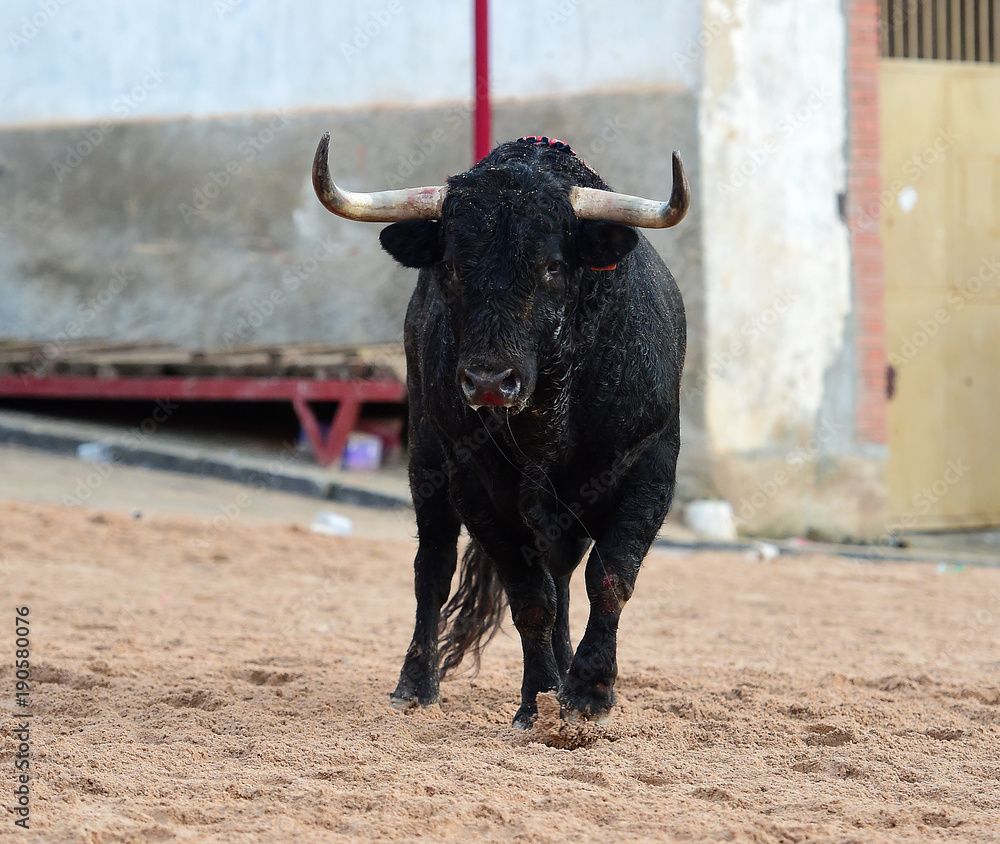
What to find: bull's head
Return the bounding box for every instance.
[312,133,688,413]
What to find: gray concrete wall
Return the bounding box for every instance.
[0,89,707,500]
[0,89,699,343]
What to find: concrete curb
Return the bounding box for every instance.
[3,410,996,566]
[654,537,1000,568]
[0,412,411,511]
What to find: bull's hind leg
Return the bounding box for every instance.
[553,574,573,677]
[490,554,562,729]
[551,537,589,677]
[495,533,591,728]
[390,449,461,710]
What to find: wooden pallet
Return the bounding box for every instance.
[0,340,407,382]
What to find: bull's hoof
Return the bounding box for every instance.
[389,676,438,711]
[562,707,612,726]
[389,691,441,712]
[389,692,418,712]
[558,676,615,724]
[512,702,538,730]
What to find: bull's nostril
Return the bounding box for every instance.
[460,365,522,407]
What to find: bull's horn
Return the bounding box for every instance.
[569,150,690,228]
[312,132,446,222]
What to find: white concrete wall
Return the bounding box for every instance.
[1,0,701,126]
[699,0,851,453]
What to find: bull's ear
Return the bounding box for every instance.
[576,221,639,270]
[379,221,443,268]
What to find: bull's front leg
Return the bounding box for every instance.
[559,467,675,723]
[390,456,461,710]
[493,532,591,728]
[469,533,560,730]
[504,566,562,730]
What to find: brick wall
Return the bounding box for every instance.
[847,0,887,446]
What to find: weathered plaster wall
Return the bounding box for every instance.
[0,0,700,124]
[0,92,699,352]
[700,0,851,451]
[698,0,886,538]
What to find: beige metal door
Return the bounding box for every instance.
[881,59,1000,529]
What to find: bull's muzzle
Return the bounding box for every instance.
[460,366,523,410]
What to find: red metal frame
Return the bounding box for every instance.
[474,0,491,162]
[0,375,407,468]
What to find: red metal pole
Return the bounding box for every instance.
[474,0,491,162]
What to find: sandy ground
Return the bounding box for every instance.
[0,444,418,542]
[1,448,999,842]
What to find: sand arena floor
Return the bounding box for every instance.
[1,484,999,842]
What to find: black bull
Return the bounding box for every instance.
[313,134,688,728]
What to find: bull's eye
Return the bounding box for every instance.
[439,261,463,301]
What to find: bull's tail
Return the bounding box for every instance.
[438,541,507,678]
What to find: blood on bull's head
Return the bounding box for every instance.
[311,133,689,413]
